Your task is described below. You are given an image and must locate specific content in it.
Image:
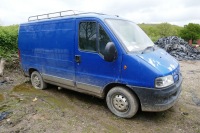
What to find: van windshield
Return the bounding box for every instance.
[105,19,154,52]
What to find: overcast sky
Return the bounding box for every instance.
[0,0,200,26]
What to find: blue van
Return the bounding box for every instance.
[18,10,182,118]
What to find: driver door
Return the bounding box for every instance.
[75,19,121,95]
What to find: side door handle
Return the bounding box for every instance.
[75,55,81,63]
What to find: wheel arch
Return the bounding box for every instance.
[103,83,141,109]
[28,68,39,77]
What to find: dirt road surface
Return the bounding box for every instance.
[0,61,200,133]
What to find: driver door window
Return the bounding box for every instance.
[79,22,97,52]
[79,22,112,56]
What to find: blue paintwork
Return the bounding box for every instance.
[137,49,179,76]
[18,13,180,92]
[18,19,76,81]
[120,49,179,88]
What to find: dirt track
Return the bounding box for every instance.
[0,61,200,133]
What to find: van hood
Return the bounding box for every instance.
[136,49,179,75]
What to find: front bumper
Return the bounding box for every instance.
[129,74,182,112]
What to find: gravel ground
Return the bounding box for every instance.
[0,61,200,133]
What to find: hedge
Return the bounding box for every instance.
[0,25,18,59]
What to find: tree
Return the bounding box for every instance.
[157,22,178,37]
[179,23,200,42]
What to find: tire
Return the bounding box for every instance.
[106,86,139,118]
[31,71,47,90]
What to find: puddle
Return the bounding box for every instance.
[13,83,38,92]
[12,83,74,110]
[12,83,48,97]
[43,96,73,109]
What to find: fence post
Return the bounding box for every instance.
[197,39,200,46]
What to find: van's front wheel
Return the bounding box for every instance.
[31,71,47,90]
[106,86,139,118]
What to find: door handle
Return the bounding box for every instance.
[75,55,81,63]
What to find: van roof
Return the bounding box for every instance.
[22,11,123,25]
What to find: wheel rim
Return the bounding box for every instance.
[112,94,129,112]
[32,75,41,89]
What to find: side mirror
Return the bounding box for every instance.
[104,42,117,62]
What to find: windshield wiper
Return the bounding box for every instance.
[141,45,156,54]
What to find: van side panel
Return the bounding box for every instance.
[18,19,76,86]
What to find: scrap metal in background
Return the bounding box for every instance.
[155,36,200,60]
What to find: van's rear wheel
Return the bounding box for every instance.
[31,71,47,89]
[106,86,138,118]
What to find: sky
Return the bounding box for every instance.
[0,0,200,26]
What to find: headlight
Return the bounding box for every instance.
[155,75,174,88]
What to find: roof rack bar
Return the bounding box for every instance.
[28,10,107,22]
[28,10,76,22]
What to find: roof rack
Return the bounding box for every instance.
[28,10,106,22]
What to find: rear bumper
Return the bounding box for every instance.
[129,74,182,112]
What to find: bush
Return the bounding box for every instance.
[0,25,18,60]
[179,23,200,42]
